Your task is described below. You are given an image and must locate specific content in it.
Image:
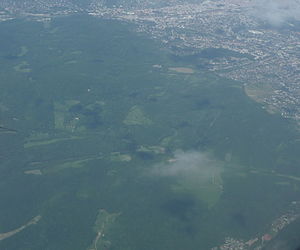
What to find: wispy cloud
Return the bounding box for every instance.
[253,0,300,26]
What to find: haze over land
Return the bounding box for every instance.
[0,1,300,250]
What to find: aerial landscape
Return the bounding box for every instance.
[0,0,299,249]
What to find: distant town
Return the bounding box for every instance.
[212,201,300,249]
[1,0,300,123]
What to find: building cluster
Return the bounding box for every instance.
[89,0,300,123]
[0,0,82,20]
[271,210,299,233]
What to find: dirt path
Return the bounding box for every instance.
[0,215,41,241]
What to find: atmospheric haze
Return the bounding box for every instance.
[254,0,300,26]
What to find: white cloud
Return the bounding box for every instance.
[152,150,222,181]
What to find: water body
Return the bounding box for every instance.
[0,15,300,250]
